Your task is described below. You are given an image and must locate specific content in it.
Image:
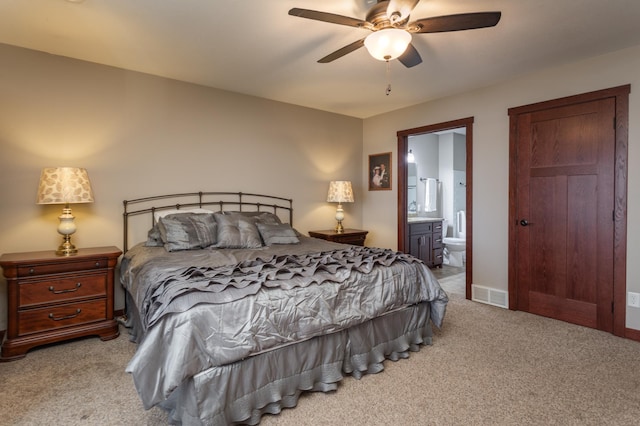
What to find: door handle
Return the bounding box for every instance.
[520,219,530,226]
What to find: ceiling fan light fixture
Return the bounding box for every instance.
[364,28,411,61]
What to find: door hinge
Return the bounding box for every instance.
[612,301,614,313]
[613,210,616,222]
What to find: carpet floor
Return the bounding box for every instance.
[2,283,639,425]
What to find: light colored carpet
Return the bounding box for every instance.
[2,291,640,425]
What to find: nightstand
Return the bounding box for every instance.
[0,246,122,361]
[308,229,369,246]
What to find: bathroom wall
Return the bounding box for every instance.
[409,131,465,237]
[452,133,466,237]
[408,133,439,215]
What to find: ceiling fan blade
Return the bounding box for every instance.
[387,0,421,24]
[288,8,372,29]
[398,43,422,68]
[409,11,501,33]
[318,39,366,63]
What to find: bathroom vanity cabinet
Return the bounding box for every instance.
[408,220,443,268]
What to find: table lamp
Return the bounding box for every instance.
[326,181,354,234]
[36,167,94,256]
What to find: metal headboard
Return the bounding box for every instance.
[122,191,293,252]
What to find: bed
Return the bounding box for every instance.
[120,191,448,425]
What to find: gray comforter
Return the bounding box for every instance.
[121,236,448,410]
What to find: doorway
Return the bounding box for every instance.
[397,117,474,299]
[508,85,629,336]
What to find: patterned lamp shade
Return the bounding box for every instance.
[36,167,94,256]
[326,181,354,203]
[326,181,354,234]
[36,167,94,205]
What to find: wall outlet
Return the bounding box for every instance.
[628,292,640,308]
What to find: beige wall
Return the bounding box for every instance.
[0,44,363,328]
[2,40,640,334]
[362,43,640,330]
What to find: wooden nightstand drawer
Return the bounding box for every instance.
[341,234,367,245]
[19,273,107,308]
[18,299,107,336]
[17,258,108,278]
[1,246,121,361]
[308,229,369,246]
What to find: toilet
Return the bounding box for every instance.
[442,211,466,267]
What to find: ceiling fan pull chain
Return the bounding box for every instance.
[386,60,392,96]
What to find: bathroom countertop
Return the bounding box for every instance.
[407,217,443,223]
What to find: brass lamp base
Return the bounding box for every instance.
[334,203,345,234]
[56,235,78,256]
[56,205,78,256]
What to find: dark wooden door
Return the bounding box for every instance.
[513,97,616,331]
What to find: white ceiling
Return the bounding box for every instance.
[2,0,640,118]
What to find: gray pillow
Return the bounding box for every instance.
[256,223,300,246]
[214,213,263,249]
[158,213,218,252]
[145,224,164,247]
[223,211,283,225]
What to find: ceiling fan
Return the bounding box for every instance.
[288,0,501,68]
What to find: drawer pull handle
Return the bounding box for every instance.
[95,262,101,267]
[49,283,82,294]
[435,238,442,243]
[48,309,81,321]
[29,268,35,274]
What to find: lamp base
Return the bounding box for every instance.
[56,205,78,256]
[334,203,345,234]
[56,235,78,256]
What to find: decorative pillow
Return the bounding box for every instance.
[223,211,283,225]
[153,208,213,222]
[157,213,217,252]
[145,224,164,247]
[214,213,263,249]
[256,223,300,246]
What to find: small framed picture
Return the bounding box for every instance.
[369,152,392,191]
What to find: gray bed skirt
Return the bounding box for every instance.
[158,302,433,425]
